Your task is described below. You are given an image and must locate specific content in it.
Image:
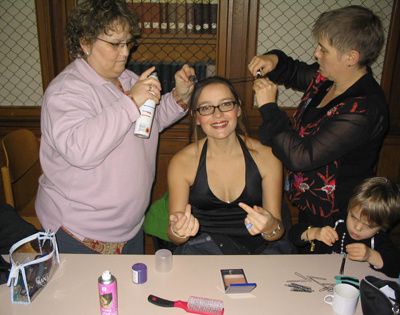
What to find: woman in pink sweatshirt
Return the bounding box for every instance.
[36,0,194,254]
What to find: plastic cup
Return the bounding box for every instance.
[155,249,173,272]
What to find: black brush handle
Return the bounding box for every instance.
[339,254,346,275]
[148,294,175,307]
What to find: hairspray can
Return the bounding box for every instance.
[134,72,158,139]
[98,270,118,315]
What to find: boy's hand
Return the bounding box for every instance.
[346,243,371,261]
[315,226,338,246]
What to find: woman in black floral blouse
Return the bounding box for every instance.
[248,5,388,234]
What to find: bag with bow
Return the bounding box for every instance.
[360,275,400,315]
[7,231,60,304]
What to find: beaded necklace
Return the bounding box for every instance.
[340,231,346,254]
[334,219,376,254]
[334,219,346,254]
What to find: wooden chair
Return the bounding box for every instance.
[1,129,42,229]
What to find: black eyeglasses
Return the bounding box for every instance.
[96,37,138,50]
[195,101,237,116]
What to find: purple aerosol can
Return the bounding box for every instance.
[98,270,118,315]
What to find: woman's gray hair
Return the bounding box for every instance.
[66,0,140,59]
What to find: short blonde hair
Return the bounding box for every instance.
[348,177,400,231]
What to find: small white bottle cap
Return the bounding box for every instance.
[102,270,111,281]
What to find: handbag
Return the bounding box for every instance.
[6,231,60,304]
[0,255,11,285]
[360,275,400,315]
[0,203,38,254]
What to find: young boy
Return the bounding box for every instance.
[289,177,400,277]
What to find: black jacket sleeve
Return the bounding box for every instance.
[289,222,309,247]
[372,232,400,278]
[266,49,319,92]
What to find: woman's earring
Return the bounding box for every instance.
[86,51,90,56]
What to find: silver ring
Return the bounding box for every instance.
[245,222,253,230]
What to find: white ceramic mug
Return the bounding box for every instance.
[324,283,359,315]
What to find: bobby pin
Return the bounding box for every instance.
[294,272,309,281]
[290,272,334,292]
[307,275,327,281]
[291,288,313,293]
[319,285,334,292]
[306,276,334,292]
[309,277,332,290]
[286,281,314,293]
[285,283,313,291]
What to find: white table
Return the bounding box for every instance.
[0,254,391,315]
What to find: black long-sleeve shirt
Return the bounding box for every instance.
[259,50,388,227]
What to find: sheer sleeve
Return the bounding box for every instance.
[266,50,319,92]
[259,104,370,172]
[288,222,309,247]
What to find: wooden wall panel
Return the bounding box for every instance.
[381,0,400,133]
[377,134,400,181]
[379,0,400,184]
[152,120,191,200]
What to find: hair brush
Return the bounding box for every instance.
[148,294,224,315]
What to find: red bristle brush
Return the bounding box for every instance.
[148,294,224,315]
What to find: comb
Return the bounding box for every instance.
[148,294,224,315]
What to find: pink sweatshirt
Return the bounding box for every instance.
[36,58,186,242]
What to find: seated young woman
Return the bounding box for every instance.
[167,76,293,254]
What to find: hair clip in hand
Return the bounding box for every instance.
[255,68,265,79]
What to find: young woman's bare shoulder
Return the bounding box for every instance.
[243,137,281,178]
[244,137,273,156]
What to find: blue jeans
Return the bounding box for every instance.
[174,200,298,255]
[55,227,144,254]
[174,232,296,255]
